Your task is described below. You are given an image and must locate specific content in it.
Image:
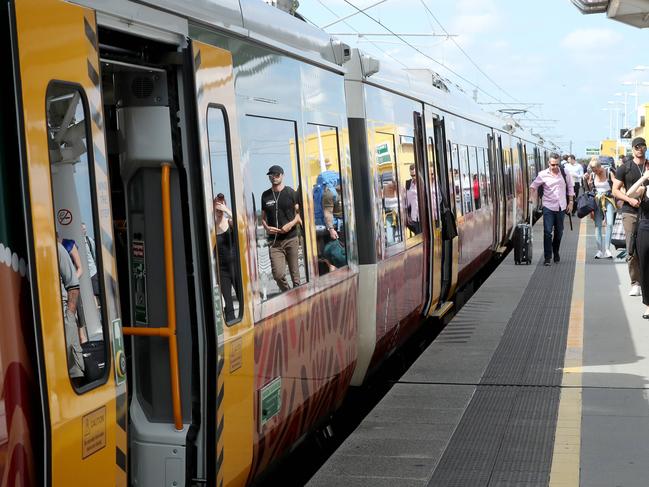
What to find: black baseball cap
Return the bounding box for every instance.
[267,165,284,175]
[632,137,646,148]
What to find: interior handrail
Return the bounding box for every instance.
[123,162,183,431]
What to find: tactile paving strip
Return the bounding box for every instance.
[428,226,579,486]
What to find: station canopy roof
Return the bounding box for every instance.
[571,0,649,28]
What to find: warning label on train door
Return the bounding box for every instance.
[82,407,106,458]
[132,240,147,324]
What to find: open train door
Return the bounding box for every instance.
[425,110,457,315]
[189,39,255,486]
[9,0,128,485]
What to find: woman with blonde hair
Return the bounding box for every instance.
[584,158,616,258]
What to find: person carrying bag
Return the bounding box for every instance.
[584,159,616,258]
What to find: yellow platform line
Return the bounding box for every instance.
[549,218,587,487]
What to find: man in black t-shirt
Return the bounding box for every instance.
[614,137,648,296]
[261,165,302,292]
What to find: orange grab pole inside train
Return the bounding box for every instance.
[122,163,183,431]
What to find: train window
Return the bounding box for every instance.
[503,148,513,197]
[399,135,421,238]
[478,148,489,206]
[243,115,308,299]
[468,146,481,210]
[375,131,403,247]
[207,106,243,325]
[304,123,348,275]
[459,145,473,214]
[46,83,108,391]
[427,137,440,224]
[449,143,461,216]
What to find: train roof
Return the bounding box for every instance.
[73,0,349,72]
[345,49,547,146]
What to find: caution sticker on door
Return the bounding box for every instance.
[82,406,106,458]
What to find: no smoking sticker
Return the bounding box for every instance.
[57,209,73,226]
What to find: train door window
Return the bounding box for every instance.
[46,83,108,390]
[375,131,403,247]
[449,143,461,215]
[468,146,480,210]
[243,115,308,299]
[207,106,243,324]
[398,135,421,238]
[478,148,489,206]
[427,137,440,223]
[503,148,512,197]
[459,145,472,214]
[304,123,348,275]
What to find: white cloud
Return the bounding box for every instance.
[561,28,623,51]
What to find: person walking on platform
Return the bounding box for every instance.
[613,137,648,296]
[584,159,616,258]
[624,168,649,317]
[529,153,574,266]
[564,155,583,215]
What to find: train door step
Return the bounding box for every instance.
[431,301,454,318]
[495,245,508,254]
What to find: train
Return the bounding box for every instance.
[0,0,551,485]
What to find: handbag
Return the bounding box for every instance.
[611,213,626,250]
[576,191,597,219]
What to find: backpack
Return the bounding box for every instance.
[538,165,569,203]
[313,171,340,227]
[323,240,346,268]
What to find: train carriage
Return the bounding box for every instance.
[0,0,555,486]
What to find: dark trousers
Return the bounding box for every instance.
[636,220,649,305]
[542,207,565,260]
[219,264,240,322]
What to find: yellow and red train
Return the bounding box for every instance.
[0,0,550,485]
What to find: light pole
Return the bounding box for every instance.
[614,92,629,129]
[608,100,624,156]
[602,107,613,139]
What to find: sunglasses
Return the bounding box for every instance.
[634,145,647,149]
[268,172,282,177]
[549,163,560,167]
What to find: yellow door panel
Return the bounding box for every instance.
[11,0,125,485]
[192,40,254,486]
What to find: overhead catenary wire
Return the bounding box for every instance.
[315,0,410,70]
[341,0,506,104]
[417,0,546,123]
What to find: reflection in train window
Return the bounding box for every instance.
[427,137,440,223]
[305,124,348,275]
[375,131,402,247]
[46,83,108,390]
[243,115,308,299]
[459,145,472,214]
[468,146,480,210]
[449,143,461,216]
[399,136,421,239]
[478,148,489,205]
[207,106,243,325]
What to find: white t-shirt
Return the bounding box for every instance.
[564,162,584,183]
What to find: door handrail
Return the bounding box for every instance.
[123,163,183,431]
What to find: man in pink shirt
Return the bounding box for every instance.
[529,153,575,266]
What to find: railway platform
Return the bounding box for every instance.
[307,217,649,487]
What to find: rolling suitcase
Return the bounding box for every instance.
[514,205,533,265]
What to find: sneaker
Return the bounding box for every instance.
[604,249,613,259]
[594,250,603,259]
[629,285,642,296]
[554,254,560,263]
[544,259,551,266]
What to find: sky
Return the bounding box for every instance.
[296,0,649,156]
